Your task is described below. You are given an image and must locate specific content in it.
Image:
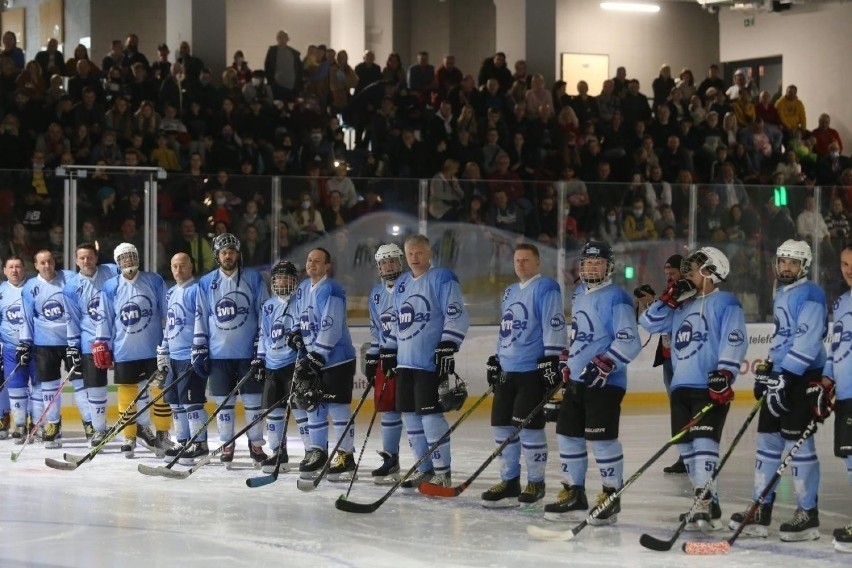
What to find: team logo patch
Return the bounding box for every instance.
[499,302,529,347]
[795,323,809,337]
[119,294,155,334]
[380,310,396,340]
[550,314,566,331]
[397,283,406,294]
[727,329,745,346]
[41,292,65,321]
[830,317,852,364]
[397,293,431,339]
[569,310,595,357]
[165,303,189,340]
[446,302,462,319]
[321,316,334,331]
[615,328,635,342]
[271,321,287,344]
[299,306,319,338]
[673,313,709,359]
[214,291,251,331]
[4,302,23,327]
[86,296,103,322]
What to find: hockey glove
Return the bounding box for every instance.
[765,372,792,418]
[536,355,560,388]
[92,341,112,370]
[753,359,773,399]
[659,279,697,309]
[707,369,735,405]
[365,352,380,384]
[434,341,457,377]
[806,378,835,421]
[253,367,267,383]
[15,343,31,368]
[66,346,82,371]
[379,348,397,379]
[190,344,210,378]
[580,354,614,388]
[486,354,503,387]
[305,351,325,376]
[285,330,305,352]
[156,346,170,374]
[633,283,656,299]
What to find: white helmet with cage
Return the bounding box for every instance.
[374,243,404,281]
[114,242,140,277]
[775,239,812,284]
[681,246,729,284]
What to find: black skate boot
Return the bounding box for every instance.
[42,419,62,449]
[481,476,521,508]
[588,486,620,526]
[11,423,27,444]
[400,468,435,493]
[663,456,687,474]
[137,425,165,458]
[82,420,94,441]
[728,495,774,537]
[328,450,357,482]
[544,484,588,521]
[261,444,290,474]
[779,507,820,542]
[371,451,400,484]
[298,448,328,479]
[163,439,187,462]
[833,522,852,553]
[519,480,546,504]
[250,442,268,469]
[220,442,236,467]
[179,441,209,466]
[121,437,137,459]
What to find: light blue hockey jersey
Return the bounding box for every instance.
[291,276,355,367]
[0,279,26,348]
[390,267,470,372]
[64,264,119,354]
[767,279,827,376]
[568,281,641,389]
[640,290,747,391]
[194,268,268,360]
[367,282,397,356]
[163,278,198,361]
[497,274,567,373]
[20,270,76,347]
[96,272,167,362]
[258,294,298,370]
[825,291,852,401]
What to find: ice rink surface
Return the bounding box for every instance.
[1,402,850,568]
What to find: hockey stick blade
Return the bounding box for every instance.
[246,474,277,488]
[334,495,381,514]
[137,463,191,479]
[418,482,464,497]
[45,457,79,471]
[63,452,88,463]
[639,532,677,552]
[526,524,578,542]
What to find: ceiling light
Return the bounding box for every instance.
[600,2,661,13]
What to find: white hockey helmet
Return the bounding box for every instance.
[114,242,139,277]
[374,243,404,281]
[775,239,812,284]
[681,246,729,284]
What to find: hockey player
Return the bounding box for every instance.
[255,260,312,473]
[158,253,208,464]
[366,244,406,484]
[17,251,79,449]
[288,248,358,480]
[63,243,119,445]
[729,240,828,541]
[481,243,566,507]
[388,234,470,490]
[544,241,641,523]
[825,243,852,553]
[94,243,172,458]
[1,255,41,442]
[192,233,269,467]
[640,246,747,531]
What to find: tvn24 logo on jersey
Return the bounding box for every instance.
[214,291,251,331]
[165,302,190,340]
[86,296,104,323]
[499,302,529,348]
[119,295,156,334]
[569,310,595,357]
[40,291,66,322]
[4,301,23,328]
[397,294,431,340]
[674,313,709,359]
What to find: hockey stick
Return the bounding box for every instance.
[335,386,494,514]
[11,364,77,462]
[245,390,295,488]
[640,396,764,551]
[138,364,258,477]
[526,402,716,541]
[344,375,392,499]
[144,390,292,480]
[296,381,374,491]
[682,413,825,555]
[419,381,563,498]
[46,368,182,470]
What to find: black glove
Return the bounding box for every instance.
[659,279,697,308]
[707,369,734,405]
[285,331,305,352]
[253,366,267,383]
[765,371,792,418]
[753,359,773,399]
[66,346,82,371]
[633,284,656,298]
[434,341,457,376]
[806,378,835,421]
[365,353,379,384]
[305,351,325,376]
[15,343,31,368]
[380,348,397,378]
[579,354,614,388]
[537,355,560,388]
[486,354,502,387]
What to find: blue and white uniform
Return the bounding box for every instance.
[368,281,403,461]
[825,291,852,485]
[0,278,39,429]
[162,278,200,442]
[96,272,167,363]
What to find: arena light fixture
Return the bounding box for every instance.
[600,2,661,12]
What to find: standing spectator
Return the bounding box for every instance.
[35,39,66,83]
[354,50,382,96]
[435,54,463,104]
[382,52,405,87]
[713,162,749,209]
[696,64,725,101]
[811,113,843,156]
[611,66,628,97]
[175,41,203,85]
[121,34,150,76]
[1,31,25,70]
[796,194,830,243]
[407,51,436,101]
[229,50,252,88]
[101,39,125,80]
[477,52,512,93]
[151,43,171,84]
[571,80,599,126]
[264,30,302,101]
[652,64,675,109]
[597,79,620,124]
[775,85,807,135]
[329,50,358,115]
[489,188,525,235]
[428,158,463,221]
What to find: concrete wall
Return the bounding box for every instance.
[555,0,719,95]
[91,0,166,68]
[719,2,852,147]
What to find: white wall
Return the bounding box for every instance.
[555,0,719,94]
[366,0,394,64]
[90,0,166,68]
[494,0,526,62]
[719,2,852,146]
[331,0,366,63]
[225,0,332,75]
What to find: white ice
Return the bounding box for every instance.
[1,402,850,568]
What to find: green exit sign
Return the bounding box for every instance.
[744,16,755,27]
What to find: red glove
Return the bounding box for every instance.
[92,341,113,370]
[707,370,734,405]
[806,378,835,421]
[660,279,697,309]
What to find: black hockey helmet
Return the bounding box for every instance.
[271,260,298,296]
[438,373,468,412]
[579,240,614,288]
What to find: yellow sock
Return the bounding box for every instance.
[150,386,172,432]
[117,384,138,440]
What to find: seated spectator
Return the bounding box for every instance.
[116,189,145,229]
[477,52,512,93]
[242,70,275,106]
[730,141,760,183]
[817,141,850,186]
[724,203,758,244]
[811,113,843,157]
[507,132,537,180]
[276,219,296,258]
[696,191,727,243]
[293,191,325,241]
[654,203,678,237]
[171,218,215,273]
[447,128,483,170]
[481,128,505,173]
[524,74,553,120]
[764,194,796,252]
[326,160,359,209]
[646,164,672,209]
[240,223,270,267]
[597,206,626,243]
[388,129,429,178]
[622,172,658,216]
[428,158,463,221]
[721,111,739,147]
[667,87,688,123]
[91,129,123,165]
[825,197,850,251]
[459,161,487,201]
[150,132,181,171]
[486,153,525,205]
[1,222,37,263]
[712,162,748,209]
[648,105,677,149]
[658,135,693,182]
[796,194,830,243]
[233,199,270,244]
[623,196,657,241]
[738,117,778,171]
[525,194,558,246]
[597,80,620,124]
[488,188,525,234]
[459,194,487,225]
[731,88,756,128]
[321,190,352,232]
[774,149,807,186]
[775,84,807,135]
[35,123,70,168]
[351,185,385,218]
[756,90,781,127]
[688,94,706,125]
